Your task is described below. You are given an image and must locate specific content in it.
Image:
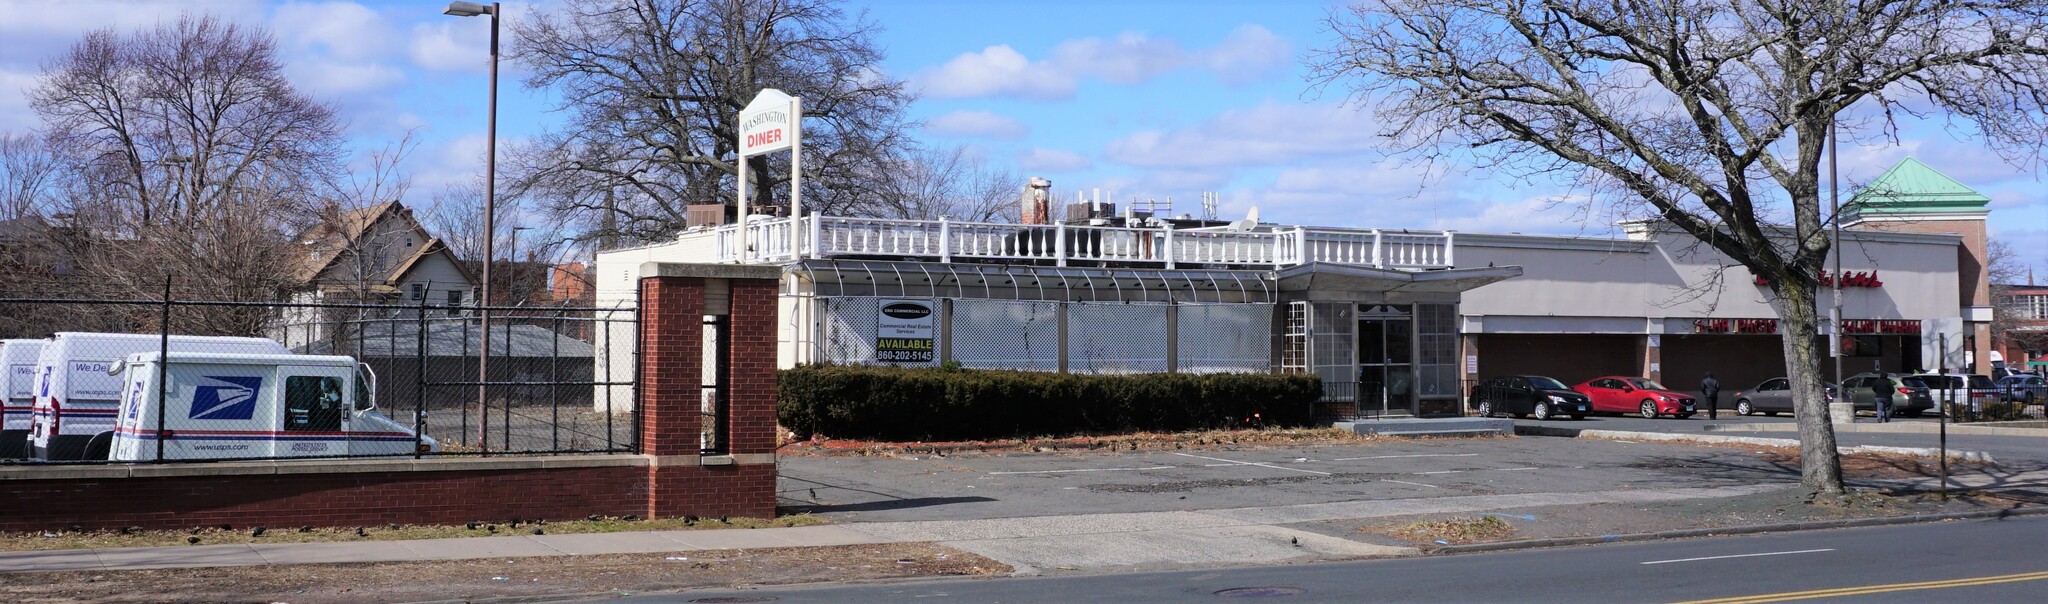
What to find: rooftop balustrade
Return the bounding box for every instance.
[700,215,1453,270]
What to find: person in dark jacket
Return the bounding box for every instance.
[1701,372,1722,420]
[1871,374,1893,423]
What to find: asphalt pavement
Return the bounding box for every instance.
[634,513,2048,603]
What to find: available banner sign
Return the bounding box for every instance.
[876,299,936,363]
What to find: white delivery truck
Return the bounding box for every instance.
[27,332,289,460]
[1,339,44,458]
[107,352,436,461]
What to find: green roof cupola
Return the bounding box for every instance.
[1844,157,1990,224]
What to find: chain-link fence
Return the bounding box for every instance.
[0,289,636,463]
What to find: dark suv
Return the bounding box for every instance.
[1839,373,1935,417]
[1470,375,1591,420]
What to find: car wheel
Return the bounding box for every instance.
[1736,400,1753,416]
[1639,400,1658,419]
[1475,400,1493,418]
[1533,402,1552,421]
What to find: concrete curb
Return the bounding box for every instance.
[1427,505,2048,556]
[1515,425,1997,463]
[1704,422,2048,437]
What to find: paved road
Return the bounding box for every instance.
[630,514,2048,603]
[1513,413,2048,465]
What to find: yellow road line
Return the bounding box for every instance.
[1672,569,2048,604]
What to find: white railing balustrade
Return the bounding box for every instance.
[705,215,1455,270]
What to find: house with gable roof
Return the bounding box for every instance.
[280,201,476,349]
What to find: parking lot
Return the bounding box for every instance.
[775,436,1867,523]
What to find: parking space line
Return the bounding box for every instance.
[1328,453,1480,462]
[987,466,1179,475]
[1382,479,1442,489]
[1641,548,1833,566]
[1172,452,1333,475]
[1414,470,1462,475]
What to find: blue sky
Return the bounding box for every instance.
[1,0,2043,276]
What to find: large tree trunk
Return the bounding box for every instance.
[1772,279,1845,494]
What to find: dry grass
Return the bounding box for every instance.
[777,426,1399,457]
[1383,515,1517,545]
[0,513,827,552]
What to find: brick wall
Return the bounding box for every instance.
[0,462,647,532]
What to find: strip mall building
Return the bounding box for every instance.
[596,158,1993,418]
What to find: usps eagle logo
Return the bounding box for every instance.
[188,376,262,420]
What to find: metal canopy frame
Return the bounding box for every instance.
[792,260,1275,304]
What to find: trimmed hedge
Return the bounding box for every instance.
[778,365,1322,441]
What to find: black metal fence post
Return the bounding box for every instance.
[416,291,429,459]
[551,307,562,452]
[154,277,171,463]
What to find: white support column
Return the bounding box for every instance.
[1295,227,1308,266]
[1162,224,1175,269]
[1443,231,1455,267]
[938,217,952,263]
[1371,229,1384,269]
[788,96,803,260]
[1055,222,1068,267]
[736,155,749,263]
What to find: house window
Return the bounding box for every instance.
[446,289,464,316]
[411,283,425,300]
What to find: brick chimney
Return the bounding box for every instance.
[1021,177,1052,224]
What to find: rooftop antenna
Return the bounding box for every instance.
[1201,192,1219,221]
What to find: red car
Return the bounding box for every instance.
[1572,376,1698,419]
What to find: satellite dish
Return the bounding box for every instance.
[1245,205,1260,223]
[1228,218,1258,232]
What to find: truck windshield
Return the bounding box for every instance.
[354,367,374,412]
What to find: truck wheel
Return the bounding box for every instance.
[83,432,113,461]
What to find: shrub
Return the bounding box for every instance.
[778,365,1322,441]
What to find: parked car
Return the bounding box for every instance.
[1997,374,2046,404]
[1573,376,1697,419]
[1469,375,1590,420]
[1908,373,1998,414]
[1838,373,1935,417]
[1732,378,1838,416]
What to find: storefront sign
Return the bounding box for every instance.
[1692,319,1779,334]
[1752,271,1884,288]
[876,299,935,363]
[738,89,797,156]
[1842,319,1920,335]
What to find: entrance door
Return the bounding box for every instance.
[1358,305,1414,416]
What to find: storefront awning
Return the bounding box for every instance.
[1275,262,1523,296]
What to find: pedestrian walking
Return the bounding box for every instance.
[1871,374,1893,423]
[1701,372,1721,420]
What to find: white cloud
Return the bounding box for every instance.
[0,1,265,63]
[924,110,1028,139]
[1198,25,1289,85]
[1049,33,1186,86]
[1431,194,1599,235]
[916,24,1293,100]
[0,68,37,132]
[919,45,1073,100]
[408,19,491,73]
[1103,101,1383,169]
[272,1,406,96]
[1018,147,1093,173]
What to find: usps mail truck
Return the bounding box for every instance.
[1,339,43,458]
[108,352,436,461]
[27,332,289,460]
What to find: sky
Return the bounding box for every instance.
[0,0,2043,276]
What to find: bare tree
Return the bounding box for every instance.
[507,0,914,247]
[871,145,1019,222]
[1312,0,2048,496]
[0,132,60,221]
[28,14,345,333]
[1989,240,2048,361]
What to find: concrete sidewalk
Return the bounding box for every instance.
[0,484,1787,575]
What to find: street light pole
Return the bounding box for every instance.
[445,0,499,452]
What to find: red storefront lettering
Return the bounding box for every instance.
[1752,271,1883,288]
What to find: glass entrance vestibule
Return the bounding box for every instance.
[1287,301,1461,420]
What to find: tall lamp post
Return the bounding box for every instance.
[444,0,499,451]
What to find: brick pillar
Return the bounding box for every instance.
[637,263,780,520]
